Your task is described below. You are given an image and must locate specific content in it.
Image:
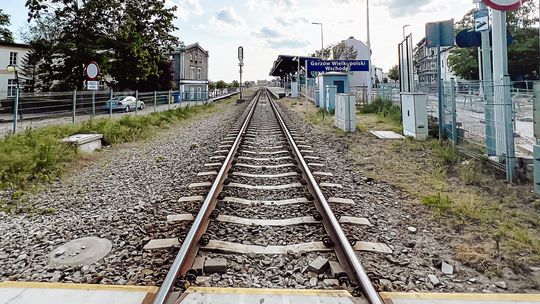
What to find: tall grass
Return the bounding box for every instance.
[0,104,214,191]
[359,96,402,123]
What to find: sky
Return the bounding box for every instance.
[3,0,474,82]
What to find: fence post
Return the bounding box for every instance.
[12,86,19,133]
[168,90,171,111]
[450,78,457,146]
[92,90,96,118]
[153,91,157,113]
[503,75,516,182]
[135,90,138,115]
[72,89,77,124]
[109,88,113,119]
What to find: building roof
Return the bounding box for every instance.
[269,55,319,77]
[0,41,31,49]
[184,43,209,55]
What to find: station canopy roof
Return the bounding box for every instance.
[269,55,319,77]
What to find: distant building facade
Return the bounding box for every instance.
[414,38,459,85]
[340,36,372,88]
[171,43,209,101]
[0,42,30,99]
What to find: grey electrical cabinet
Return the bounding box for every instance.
[401,93,428,140]
[334,94,356,132]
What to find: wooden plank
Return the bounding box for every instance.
[210,156,226,160]
[241,150,288,155]
[221,141,234,144]
[308,163,325,167]
[217,215,318,226]
[203,240,392,255]
[320,183,343,189]
[297,145,312,149]
[226,182,302,190]
[188,182,212,189]
[213,150,229,154]
[235,163,295,169]
[167,214,195,222]
[204,163,222,167]
[313,171,333,177]
[197,171,217,177]
[218,145,232,149]
[304,156,321,160]
[243,145,285,150]
[353,242,393,254]
[237,156,291,161]
[340,216,371,226]
[143,238,179,250]
[232,172,298,178]
[222,197,310,206]
[328,197,355,205]
[178,196,204,203]
[300,150,315,154]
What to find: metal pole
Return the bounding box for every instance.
[72,89,77,124]
[366,0,372,103]
[92,90,96,118]
[492,10,508,156]
[437,46,446,140]
[451,78,457,145]
[109,88,113,118]
[12,73,19,133]
[305,60,308,111]
[154,91,157,113]
[297,59,300,99]
[168,90,171,111]
[135,90,138,115]
[504,75,515,182]
[480,1,495,156]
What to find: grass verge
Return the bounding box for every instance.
[0,103,216,208]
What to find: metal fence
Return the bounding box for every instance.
[373,79,537,180]
[0,89,238,136]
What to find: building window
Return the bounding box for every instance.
[7,79,17,97]
[190,66,195,79]
[190,53,193,61]
[9,52,18,66]
[197,68,201,80]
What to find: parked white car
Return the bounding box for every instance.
[105,96,144,112]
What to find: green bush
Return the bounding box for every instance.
[359,96,401,123]
[422,193,452,214]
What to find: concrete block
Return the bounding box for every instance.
[204,257,227,273]
[308,256,329,274]
[192,257,206,275]
[62,134,103,153]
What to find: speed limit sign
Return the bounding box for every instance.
[482,0,526,11]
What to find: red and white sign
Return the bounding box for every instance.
[482,0,526,11]
[85,62,100,80]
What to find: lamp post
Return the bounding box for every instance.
[6,64,19,133]
[366,0,373,102]
[312,22,324,58]
[402,24,411,40]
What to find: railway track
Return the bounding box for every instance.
[145,88,389,304]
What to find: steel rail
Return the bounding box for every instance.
[152,90,263,304]
[267,90,384,304]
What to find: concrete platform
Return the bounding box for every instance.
[379,292,540,304]
[0,282,157,304]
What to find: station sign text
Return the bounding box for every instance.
[307,60,369,72]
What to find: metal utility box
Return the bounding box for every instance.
[315,88,320,107]
[325,85,337,112]
[318,72,349,111]
[291,81,299,98]
[334,94,356,132]
[401,93,428,140]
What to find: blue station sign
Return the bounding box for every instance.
[307,60,369,73]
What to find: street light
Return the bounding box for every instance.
[6,64,19,133]
[312,22,324,58]
[366,0,373,103]
[402,24,411,40]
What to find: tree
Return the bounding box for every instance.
[310,46,332,59]
[231,80,239,88]
[388,65,400,82]
[332,42,357,60]
[0,9,13,43]
[208,81,216,91]
[216,80,227,90]
[20,51,40,92]
[448,2,540,80]
[25,0,178,91]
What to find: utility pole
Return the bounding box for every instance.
[312,22,324,58]
[366,0,373,103]
[238,46,244,102]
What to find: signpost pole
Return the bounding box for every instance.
[92,90,96,118]
[437,46,446,140]
[492,9,508,159]
[479,2,495,156]
[366,0,372,103]
[72,89,77,124]
[305,60,308,111]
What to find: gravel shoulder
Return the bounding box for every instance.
[278,97,540,294]
[0,97,250,285]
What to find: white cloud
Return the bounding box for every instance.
[211,7,245,28]
[275,16,309,27]
[253,27,282,38]
[266,38,309,50]
[376,0,435,18]
[166,0,204,22]
[248,0,297,10]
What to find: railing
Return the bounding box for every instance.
[0,88,238,136]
